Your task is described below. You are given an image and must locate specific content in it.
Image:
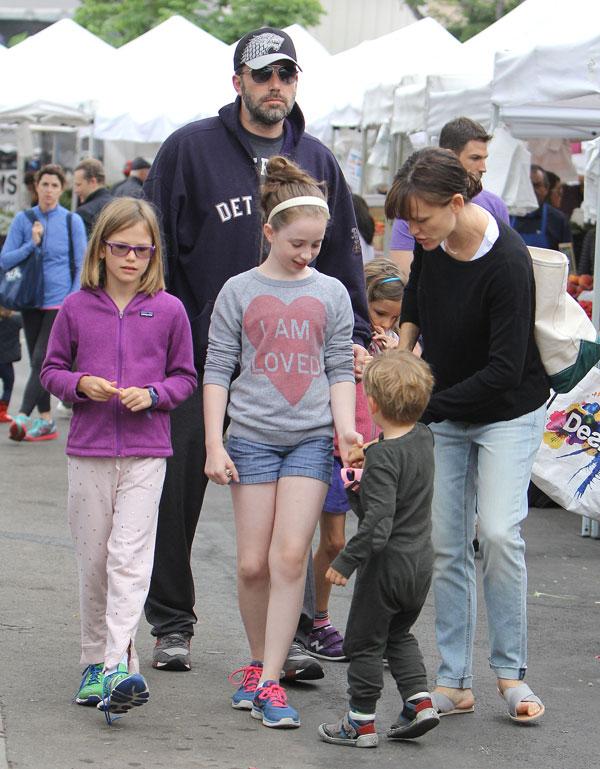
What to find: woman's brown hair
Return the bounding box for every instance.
[80,197,165,296]
[384,147,482,222]
[35,163,66,188]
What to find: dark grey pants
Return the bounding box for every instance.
[20,309,58,416]
[343,549,432,713]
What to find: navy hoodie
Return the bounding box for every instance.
[144,98,371,368]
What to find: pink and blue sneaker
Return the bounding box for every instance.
[229,661,263,710]
[251,680,300,728]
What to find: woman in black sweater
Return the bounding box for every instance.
[385,148,548,724]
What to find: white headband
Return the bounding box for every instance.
[267,195,330,223]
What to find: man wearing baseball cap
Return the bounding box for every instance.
[114,156,151,198]
[143,26,370,687]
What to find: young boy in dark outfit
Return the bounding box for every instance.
[318,349,439,748]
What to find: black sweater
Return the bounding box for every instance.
[401,222,549,424]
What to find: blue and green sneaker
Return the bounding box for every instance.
[75,663,104,706]
[97,663,150,725]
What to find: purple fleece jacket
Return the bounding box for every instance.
[41,288,196,457]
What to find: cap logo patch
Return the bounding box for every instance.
[242,33,284,64]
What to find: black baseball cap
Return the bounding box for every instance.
[130,157,151,171]
[233,27,301,71]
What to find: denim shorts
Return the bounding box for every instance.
[227,435,334,485]
[323,456,350,514]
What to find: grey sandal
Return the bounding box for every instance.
[497,683,545,724]
[432,691,475,717]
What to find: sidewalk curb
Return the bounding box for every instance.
[0,699,9,769]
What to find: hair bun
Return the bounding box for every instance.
[261,156,328,225]
[465,171,483,201]
[265,156,314,186]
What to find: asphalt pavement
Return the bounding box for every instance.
[1,355,599,769]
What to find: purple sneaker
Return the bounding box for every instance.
[307,624,348,661]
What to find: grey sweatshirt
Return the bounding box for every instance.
[204,267,355,445]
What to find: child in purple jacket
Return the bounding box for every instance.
[41,198,196,725]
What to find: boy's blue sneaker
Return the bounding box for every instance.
[229,661,263,710]
[23,417,58,442]
[387,695,439,740]
[74,663,104,706]
[251,680,300,728]
[8,414,32,441]
[318,712,379,748]
[97,664,149,725]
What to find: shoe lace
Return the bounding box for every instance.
[257,682,288,708]
[72,663,102,703]
[100,671,125,726]
[228,664,262,689]
[87,664,103,686]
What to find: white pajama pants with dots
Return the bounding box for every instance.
[67,456,167,673]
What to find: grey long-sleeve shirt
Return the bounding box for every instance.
[204,267,355,446]
[332,424,434,579]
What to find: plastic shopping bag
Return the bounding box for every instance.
[531,365,600,521]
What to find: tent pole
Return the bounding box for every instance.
[360,127,368,197]
[490,104,500,133]
[583,168,600,536]
[592,186,600,329]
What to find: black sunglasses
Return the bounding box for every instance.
[245,64,299,85]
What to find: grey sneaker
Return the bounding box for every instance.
[152,632,192,671]
[280,641,324,682]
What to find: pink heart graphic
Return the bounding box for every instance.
[244,295,327,406]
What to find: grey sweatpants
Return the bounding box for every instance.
[343,547,433,713]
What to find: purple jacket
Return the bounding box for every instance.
[41,288,196,457]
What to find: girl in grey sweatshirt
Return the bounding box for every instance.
[203,157,360,730]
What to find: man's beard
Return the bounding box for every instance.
[240,81,294,126]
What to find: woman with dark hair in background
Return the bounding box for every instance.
[385,147,548,724]
[0,164,86,441]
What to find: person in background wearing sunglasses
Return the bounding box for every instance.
[143,26,371,682]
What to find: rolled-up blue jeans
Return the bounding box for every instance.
[429,404,545,688]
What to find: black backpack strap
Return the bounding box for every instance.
[24,208,37,224]
[67,212,75,282]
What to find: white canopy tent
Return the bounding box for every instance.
[304,18,461,142]
[94,15,230,144]
[399,0,600,140]
[492,33,600,140]
[0,19,115,113]
[0,101,93,209]
[278,24,332,125]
